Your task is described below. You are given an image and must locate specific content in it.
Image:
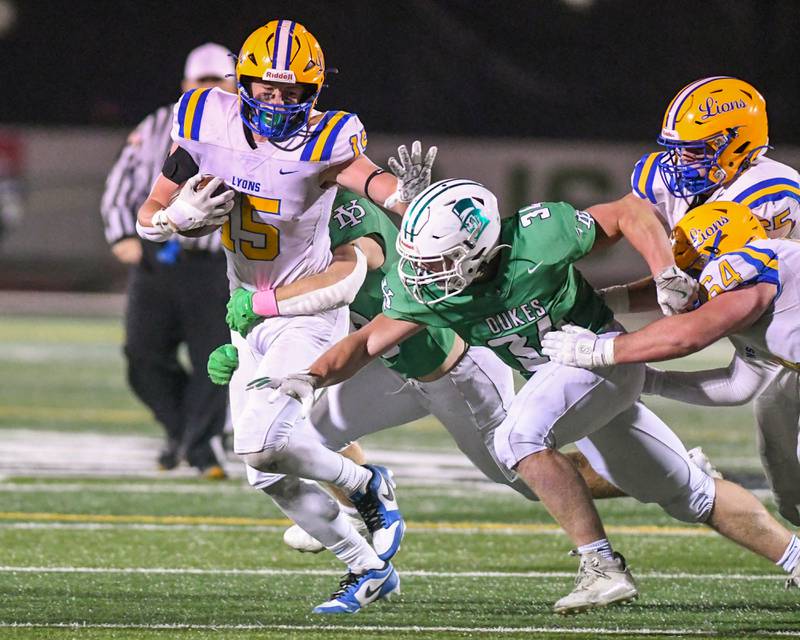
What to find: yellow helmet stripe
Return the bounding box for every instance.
[306,112,349,162]
[180,88,212,141]
[664,76,730,131]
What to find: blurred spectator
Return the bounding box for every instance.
[0,134,23,246]
[100,43,235,479]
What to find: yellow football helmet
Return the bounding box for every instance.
[657,77,769,198]
[236,20,325,140]
[672,201,767,274]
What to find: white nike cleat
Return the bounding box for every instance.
[687,446,723,479]
[283,513,370,554]
[553,550,638,614]
[786,562,800,590]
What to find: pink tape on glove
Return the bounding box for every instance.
[252,288,280,318]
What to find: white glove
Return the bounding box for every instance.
[246,372,318,417]
[153,174,235,232]
[383,140,437,209]
[540,324,616,369]
[654,265,699,316]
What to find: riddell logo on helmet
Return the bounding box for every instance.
[262,69,297,83]
[698,97,747,121]
[689,215,729,247]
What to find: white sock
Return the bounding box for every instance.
[577,538,614,560]
[334,460,371,495]
[777,534,800,573]
[276,427,371,493]
[327,526,383,573]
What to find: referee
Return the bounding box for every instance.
[100,44,234,478]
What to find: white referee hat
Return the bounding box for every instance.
[183,43,235,81]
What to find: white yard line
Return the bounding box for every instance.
[0,622,796,636]
[0,565,785,581]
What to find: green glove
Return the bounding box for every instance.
[226,287,262,336]
[207,344,239,385]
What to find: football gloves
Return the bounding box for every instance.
[541,325,616,369]
[247,372,318,417]
[207,344,239,385]
[226,288,262,337]
[654,265,699,316]
[154,174,235,232]
[384,140,438,209]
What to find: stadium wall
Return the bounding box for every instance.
[1,127,798,290]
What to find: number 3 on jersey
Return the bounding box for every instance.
[221,194,280,260]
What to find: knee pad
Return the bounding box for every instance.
[660,468,716,523]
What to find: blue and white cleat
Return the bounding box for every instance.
[312,562,400,614]
[350,464,405,561]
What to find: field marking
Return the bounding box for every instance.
[1,622,797,636]
[0,565,784,582]
[0,510,717,537]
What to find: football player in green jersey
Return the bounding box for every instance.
[251,179,798,613]
[214,189,623,557]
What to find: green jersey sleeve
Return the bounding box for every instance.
[381,269,447,327]
[516,201,596,264]
[328,189,391,249]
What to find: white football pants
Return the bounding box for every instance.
[494,328,716,523]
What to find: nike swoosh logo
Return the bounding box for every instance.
[364,583,383,599]
[279,168,299,175]
[380,482,395,502]
[527,263,541,274]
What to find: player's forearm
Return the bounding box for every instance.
[613,315,720,364]
[137,198,165,227]
[274,244,361,303]
[648,357,768,406]
[308,330,380,388]
[616,206,674,277]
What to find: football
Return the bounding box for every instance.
[169,175,233,237]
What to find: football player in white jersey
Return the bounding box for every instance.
[136,20,436,614]
[587,77,800,527]
[541,201,800,588]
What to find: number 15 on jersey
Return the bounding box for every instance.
[221,194,281,260]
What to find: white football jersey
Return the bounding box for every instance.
[698,238,800,368]
[630,153,800,238]
[171,87,367,290]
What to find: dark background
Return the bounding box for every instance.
[2,0,797,141]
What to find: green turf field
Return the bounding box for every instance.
[1,315,797,639]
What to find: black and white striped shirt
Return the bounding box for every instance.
[100,105,222,252]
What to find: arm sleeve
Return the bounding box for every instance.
[644,353,771,406]
[161,145,199,184]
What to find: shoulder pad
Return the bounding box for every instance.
[630,152,664,204]
[299,111,365,164]
[731,175,800,210]
[172,87,232,143]
[699,241,780,299]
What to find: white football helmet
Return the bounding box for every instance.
[396,179,502,304]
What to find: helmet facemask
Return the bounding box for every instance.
[238,78,319,141]
[657,131,735,199]
[397,244,484,305]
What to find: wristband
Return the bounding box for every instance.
[364,169,385,205]
[252,288,280,317]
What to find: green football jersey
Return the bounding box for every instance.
[382,201,613,374]
[328,189,455,379]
